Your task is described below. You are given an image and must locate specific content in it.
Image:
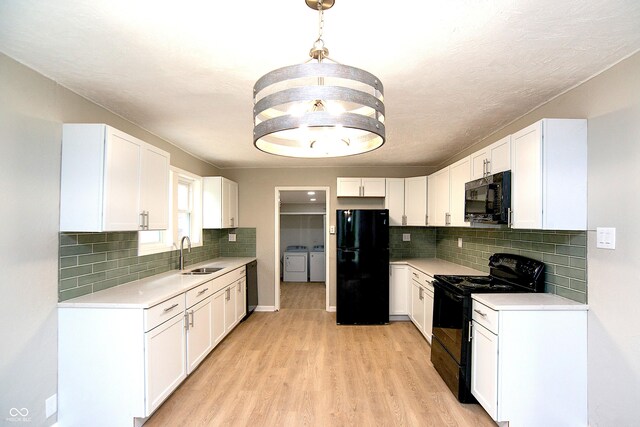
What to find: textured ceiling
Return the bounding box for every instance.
[1,0,639,168]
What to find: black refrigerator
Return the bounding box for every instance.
[336,209,389,325]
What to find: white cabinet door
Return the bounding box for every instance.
[362,178,386,197]
[470,148,490,180]
[488,135,511,175]
[389,265,409,315]
[140,145,170,230]
[410,280,425,332]
[423,286,434,344]
[144,314,187,416]
[212,288,227,345]
[428,167,450,226]
[235,278,246,322]
[103,130,142,231]
[404,176,428,226]
[385,178,405,226]
[449,156,471,227]
[186,297,213,374]
[471,321,499,420]
[337,177,362,197]
[224,286,237,332]
[511,122,543,229]
[203,177,240,229]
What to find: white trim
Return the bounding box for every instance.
[254,305,277,312]
[327,306,336,312]
[275,186,331,312]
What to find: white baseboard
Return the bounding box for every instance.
[255,305,277,312]
[327,306,336,312]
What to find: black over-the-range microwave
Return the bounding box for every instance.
[464,171,511,224]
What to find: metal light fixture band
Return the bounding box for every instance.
[253,63,383,99]
[254,86,385,121]
[254,112,385,143]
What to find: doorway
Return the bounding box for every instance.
[274,187,330,311]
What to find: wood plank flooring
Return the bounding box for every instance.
[145,299,495,426]
[280,281,325,310]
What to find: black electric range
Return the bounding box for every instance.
[430,253,545,403]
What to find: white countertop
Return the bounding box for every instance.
[58,257,256,309]
[390,258,486,277]
[472,293,588,311]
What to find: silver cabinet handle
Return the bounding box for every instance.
[226,288,230,301]
[230,217,234,227]
[412,272,419,278]
[145,211,149,229]
[482,159,486,177]
[402,214,407,226]
[163,303,179,312]
[425,214,428,226]
[485,159,491,176]
[468,321,473,342]
[197,288,209,296]
[474,309,487,317]
[139,211,145,230]
[189,310,195,327]
[419,287,424,300]
[237,283,241,293]
[508,208,513,228]
[445,212,451,226]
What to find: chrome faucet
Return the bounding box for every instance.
[179,236,191,270]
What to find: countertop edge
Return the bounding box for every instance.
[390,258,486,277]
[471,293,589,311]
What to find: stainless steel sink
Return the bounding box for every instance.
[182,267,223,275]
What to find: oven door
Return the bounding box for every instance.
[432,283,465,364]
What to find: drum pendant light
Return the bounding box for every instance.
[253,0,385,158]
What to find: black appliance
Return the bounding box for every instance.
[244,260,258,320]
[430,253,545,402]
[464,171,511,224]
[336,209,389,325]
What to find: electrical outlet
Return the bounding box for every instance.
[45,394,57,418]
[402,233,411,242]
[458,238,463,248]
[228,233,237,242]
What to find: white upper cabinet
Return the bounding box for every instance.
[404,176,428,226]
[470,135,512,180]
[60,124,170,232]
[448,157,471,227]
[385,178,405,226]
[203,177,239,229]
[511,119,587,230]
[337,177,386,197]
[428,167,450,226]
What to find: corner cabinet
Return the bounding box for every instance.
[60,124,170,232]
[337,177,386,197]
[511,119,587,230]
[389,264,409,315]
[203,177,239,229]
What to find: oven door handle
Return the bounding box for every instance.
[438,285,465,302]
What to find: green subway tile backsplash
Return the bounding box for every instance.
[436,227,587,303]
[58,228,256,302]
[390,227,437,259]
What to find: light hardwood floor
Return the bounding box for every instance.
[146,296,495,426]
[280,281,325,310]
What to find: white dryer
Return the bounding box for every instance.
[283,245,308,282]
[309,244,325,282]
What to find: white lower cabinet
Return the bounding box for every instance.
[389,265,409,315]
[58,264,249,426]
[408,267,434,343]
[470,296,587,426]
[145,313,187,415]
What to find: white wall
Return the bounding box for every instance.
[0,53,218,425]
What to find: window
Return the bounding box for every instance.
[138,167,202,255]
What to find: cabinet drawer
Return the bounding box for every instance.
[226,266,246,283]
[410,268,435,292]
[186,282,215,308]
[472,301,498,334]
[145,294,185,332]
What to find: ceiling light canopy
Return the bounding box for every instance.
[253,0,385,158]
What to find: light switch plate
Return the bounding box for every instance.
[45,394,57,418]
[330,225,335,234]
[228,233,237,242]
[458,238,463,248]
[402,233,411,242]
[596,227,615,249]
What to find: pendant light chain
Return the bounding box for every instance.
[316,0,325,44]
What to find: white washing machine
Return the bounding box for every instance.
[309,244,325,282]
[283,245,308,282]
